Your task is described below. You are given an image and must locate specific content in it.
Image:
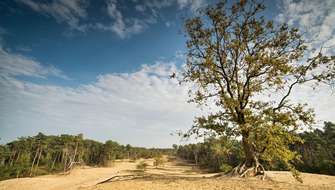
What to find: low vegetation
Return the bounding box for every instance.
[136,161,149,171]
[153,155,166,168]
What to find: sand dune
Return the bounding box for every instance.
[1,158,334,190]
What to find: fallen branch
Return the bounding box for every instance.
[97,174,146,184]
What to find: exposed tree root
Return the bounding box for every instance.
[228,159,266,180]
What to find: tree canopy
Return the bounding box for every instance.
[182,0,335,178]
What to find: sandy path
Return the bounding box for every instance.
[0,158,211,190]
[1,157,334,190]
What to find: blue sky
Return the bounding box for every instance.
[0,0,334,147]
[0,0,203,85]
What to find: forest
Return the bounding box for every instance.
[0,133,172,180]
[176,121,335,175]
[1,121,333,181]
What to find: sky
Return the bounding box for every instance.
[0,0,334,148]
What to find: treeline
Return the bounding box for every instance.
[0,133,172,180]
[176,122,335,175]
[293,122,335,175]
[176,137,243,173]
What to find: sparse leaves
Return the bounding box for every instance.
[182,0,335,177]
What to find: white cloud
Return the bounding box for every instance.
[165,21,172,27]
[101,0,207,38]
[18,0,88,31]
[275,0,335,127]
[95,0,147,38]
[0,44,334,148]
[18,0,207,38]
[0,47,68,79]
[106,0,128,38]
[141,0,205,11]
[277,0,335,54]
[0,49,198,147]
[291,84,335,126]
[176,0,205,11]
[103,0,206,37]
[135,4,146,12]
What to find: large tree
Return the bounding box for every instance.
[182,0,335,179]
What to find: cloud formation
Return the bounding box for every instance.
[94,0,150,39]
[0,47,67,79]
[1,0,333,147]
[1,45,334,147]
[18,0,207,38]
[18,0,88,31]
[95,0,207,38]
[0,48,198,147]
[277,0,335,54]
[275,0,335,123]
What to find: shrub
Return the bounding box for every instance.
[219,163,233,173]
[136,161,148,171]
[153,156,165,168]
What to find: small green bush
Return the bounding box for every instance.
[219,163,233,173]
[153,156,165,168]
[136,161,148,171]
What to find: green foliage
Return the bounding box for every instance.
[0,133,173,181]
[177,136,243,172]
[177,122,335,176]
[182,0,335,175]
[219,163,233,173]
[292,122,335,175]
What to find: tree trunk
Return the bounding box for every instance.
[51,152,58,170]
[30,148,39,177]
[9,151,16,166]
[229,132,265,179]
[242,135,257,167]
[67,141,79,171]
[193,151,198,165]
[15,151,21,164]
[34,147,43,174]
[63,152,68,173]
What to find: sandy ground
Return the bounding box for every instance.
[1,157,334,190]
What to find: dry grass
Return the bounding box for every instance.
[0,157,334,190]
